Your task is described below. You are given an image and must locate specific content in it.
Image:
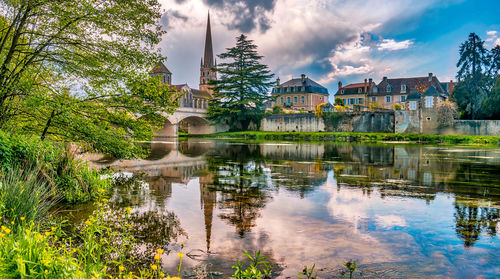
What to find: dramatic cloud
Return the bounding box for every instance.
[378,39,413,51]
[202,0,277,33]
[160,10,189,30]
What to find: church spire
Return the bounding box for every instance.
[203,12,214,67]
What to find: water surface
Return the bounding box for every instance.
[87,139,500,278]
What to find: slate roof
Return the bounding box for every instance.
[172,84,188,91]
[422,85,442,97]
[272,76,328,95]
[335,83,367,96]
[406,88,420,101]
[192,89,211,99]
[373,76,445,96]
[150,62,172,74]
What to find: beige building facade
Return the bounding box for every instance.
[271,74,329,111]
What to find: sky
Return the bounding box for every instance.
[158,0,500,101]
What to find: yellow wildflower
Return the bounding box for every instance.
[101,198,108,203]
[159,272,165,278]
[25,229,30,235]
[2,228,11,234]
[177,253,184,259]
[10,221,14,225]
[119,266,125,272]
[150,264,158,271]
[125,207,132,214]
[45,270,48,274]
[0,233,4,238]
[45,232,51,237]
[85,220,91,226]
[51,226,56,231]
[36,233,44,240]
[156,249,164,255]
[154,254,161,260]
[20,217,25,221]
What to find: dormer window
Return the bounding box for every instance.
[386,85,392,92]
[401,84,406,93]
[373,86,378,93]
[358,88,362,93]
[341,89,345,94]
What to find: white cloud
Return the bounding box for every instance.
[378,39,413,51]
[486,30,498,37]
[486,30,500,47]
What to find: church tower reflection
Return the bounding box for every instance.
[200,174,216,252]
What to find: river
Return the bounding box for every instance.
[81,138,500,278]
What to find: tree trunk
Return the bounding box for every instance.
[41,109,56,140]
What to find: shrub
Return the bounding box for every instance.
[334,105,347,112]
[437,101,459,127]
[272,106,283,114]
[0,131,112,204]
[369,102,381,111]
[393,104,403,110]
[334,97,344,106]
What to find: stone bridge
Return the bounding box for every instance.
[156,107,227,138]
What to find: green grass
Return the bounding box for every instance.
[185,131,500,146]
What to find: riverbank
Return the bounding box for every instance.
[185,131,500,145]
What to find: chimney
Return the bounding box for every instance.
[369,78,373,93]
[364,79,368,93]
[301,74,306,83]
[428,73,433,82]
[338,81,342,90]
[276,77,280,87]
[383,76,387,81]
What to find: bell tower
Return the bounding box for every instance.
[199,12,216,94]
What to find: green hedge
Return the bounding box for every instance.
[187,131,500,145]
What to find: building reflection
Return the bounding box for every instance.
[101,139,500,250]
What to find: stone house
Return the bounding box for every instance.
[173,84,211,109]
[150,62,172,85]
[368,73,448,110]
[334,78,375,109]
[271,74,329,111]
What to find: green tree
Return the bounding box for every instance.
[488,45,500,78]
[0,0,178,157]
[334,97,344,106]
[453,33,491,119]
[479,77,500,119]
[208,34,274,131]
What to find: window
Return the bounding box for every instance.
[343,99,346,105]
[359,98,364,104]
[302,86,306,91]
[293,96,298,103]
[358,88,362,93]
[301,96,305,103]
[425,96,433,108]
[386,85,392,92]
[400,95,406,102]
[371,97,377,102]
[373,86,378,93]
[385,96,392,103]
[341,89,345,94]
[291,87,294,92]
[280,97,283,104]
[409,101,417,110]
[286,96,291,104]
[401,84,407,93]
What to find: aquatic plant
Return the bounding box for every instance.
[297,264,316,279]
[231,251,273,279]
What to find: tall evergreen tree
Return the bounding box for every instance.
[207,34,274,131]
[488,45,500,78]
[456,33,490,81]
[453,33,491,119]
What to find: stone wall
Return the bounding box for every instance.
[395,110,500,136]
[261,112,394,133]
[261,113,325,132]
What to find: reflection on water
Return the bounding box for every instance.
[87,139,500,278]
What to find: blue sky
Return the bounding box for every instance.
[159,0,500,101]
